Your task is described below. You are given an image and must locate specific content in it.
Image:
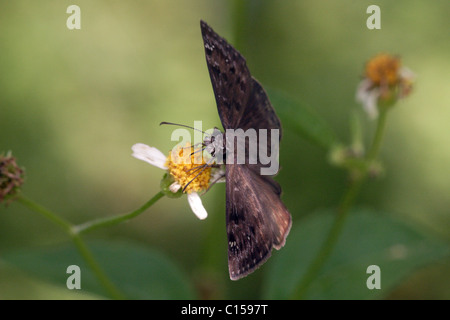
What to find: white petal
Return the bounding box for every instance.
[187,192,208,220]
[131,143,168,170]
[356,79,379,119]
[169,182,181,193]
[355,79,372,104]
[363,89,380,119]
[399,67,415,81]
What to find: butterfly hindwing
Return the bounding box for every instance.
[226,165,291,280]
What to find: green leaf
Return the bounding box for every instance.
[268,89,337,149]
[262,208,450,299]
[2,240,195,299]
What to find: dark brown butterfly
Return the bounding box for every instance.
[200,20,292,280]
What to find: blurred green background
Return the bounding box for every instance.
[1,0,449,299]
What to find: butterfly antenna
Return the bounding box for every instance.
[160,122,207,134]
[190,146,206,156]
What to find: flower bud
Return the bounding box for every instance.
[160,173,183,199]
[0,152,25,204]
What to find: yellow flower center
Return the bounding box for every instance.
[365,54,401,86]
[165,143,211,194]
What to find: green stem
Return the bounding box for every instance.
[366,108,388,162]
[16,194,167,299]
[17,195,72,233]
[291,108,389,299]
[291,178,364,299]
[73,191,164,234]
[70,232,125,300]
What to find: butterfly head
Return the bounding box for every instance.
[203,127,224,160]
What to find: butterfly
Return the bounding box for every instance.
[200,20,292,280]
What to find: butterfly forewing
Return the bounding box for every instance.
[201,20,253,130]
[201,21,282,136]
[201,20,292,280]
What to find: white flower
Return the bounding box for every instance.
[132,143,212,220]
[356,53,414,119]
